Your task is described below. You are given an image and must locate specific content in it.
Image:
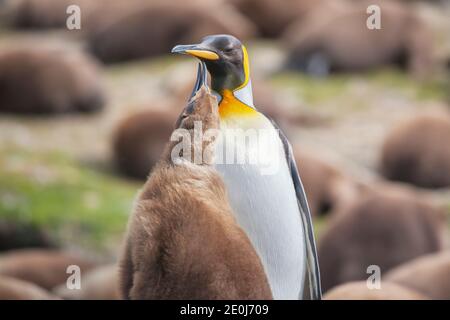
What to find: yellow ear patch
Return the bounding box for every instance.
[185,50,219,60]
[234,45,250,91]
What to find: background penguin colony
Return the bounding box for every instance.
[0,0,450,299]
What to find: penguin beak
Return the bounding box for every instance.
[171,44,219,61]
[188,61,208,101]
[175,61,210,127]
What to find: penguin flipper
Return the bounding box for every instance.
[270,119,322,300]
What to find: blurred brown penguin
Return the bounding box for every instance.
[283,0,432,76]
[385,251,450,300]
[0,275,59,300]
[0,47,105,115]
[113,108,178,180]
[0,249,97,290]
[54,264,119,300]
[323,281,429,300]
[380,112,450,189]
[5,0,102,29]
[120,85,272,299]
[293,148,360,217]
[88,2,255,63]
[0,220,55,252]
[318,184,447,292]
[230,0,326,37]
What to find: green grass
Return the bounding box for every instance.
[270,69,448,108]
[312,216,327,240]
[367,69,449,101]
[106,55,180,77]
[270,72,351,105]
[0,147,140,253]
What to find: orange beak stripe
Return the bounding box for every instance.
[185,49,219,61]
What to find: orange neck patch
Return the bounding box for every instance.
[219,90,257,119]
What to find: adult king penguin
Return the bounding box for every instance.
[172,34,321,300]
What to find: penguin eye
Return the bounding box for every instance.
[223,47,234,54]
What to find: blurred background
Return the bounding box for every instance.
[0,0,449,300]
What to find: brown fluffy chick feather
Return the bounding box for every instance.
[119,86,272,299]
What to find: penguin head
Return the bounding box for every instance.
[172,34,250,94]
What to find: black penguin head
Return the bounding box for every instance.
[172,34,249,94]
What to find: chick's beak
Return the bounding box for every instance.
[171,44,219,61]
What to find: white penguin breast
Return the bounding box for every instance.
[214,117,306,299]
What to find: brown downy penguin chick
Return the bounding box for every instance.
[0,275,59,300]
[4,0,106,29]
[0,47,105,115]
[88,2,255,63]
[113,108,178,180]
[385,251,450,300]
[380,113,450,189]
[293,148,360,217]
[318,184,447,292]
[283,0,432,76]
[323,281,429,300]
[53,264,119,300]
[4,0,155,36]
[230,0,326,38]
[0,249,97,290]
[120,85,272,299]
